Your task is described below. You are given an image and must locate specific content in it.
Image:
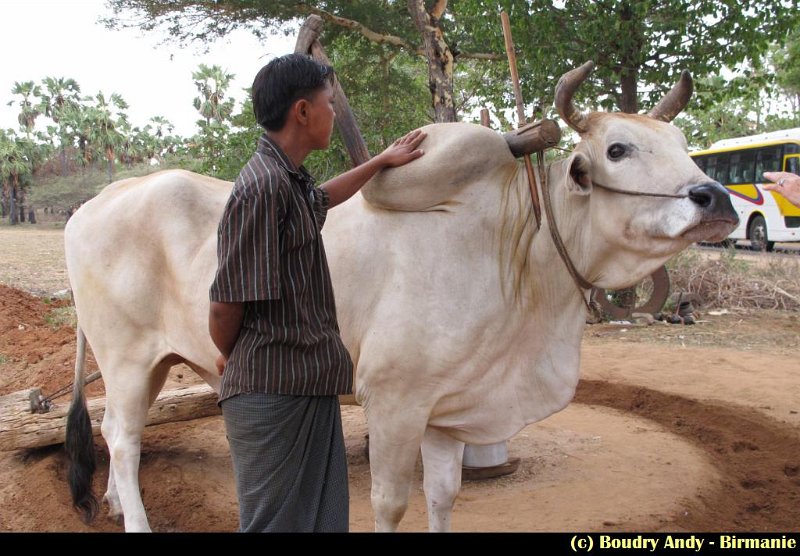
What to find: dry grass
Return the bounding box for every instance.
[668,248,800,311]
[0,226,69,295]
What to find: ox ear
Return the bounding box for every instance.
[564,152,593,195]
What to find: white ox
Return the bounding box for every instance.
[64,63,737,532]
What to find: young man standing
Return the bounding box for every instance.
[208,54,425,532]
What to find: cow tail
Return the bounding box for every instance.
[65,325,99,522]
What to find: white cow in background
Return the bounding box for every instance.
[64,62,737,531]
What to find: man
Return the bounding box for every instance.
[764,171,800,208]
[208,53,425,532]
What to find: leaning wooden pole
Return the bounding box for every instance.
[500,11,543,230]
[295,15,371,167]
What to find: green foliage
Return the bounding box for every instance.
[774,31,800,113]
[459,0,800,117]
[208,96,261,181]
[674,41,800,150]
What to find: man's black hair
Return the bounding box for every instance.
[252,53,334,131]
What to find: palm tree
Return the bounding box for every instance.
[0,131,33,225]
[8,81,42,139]
[192,64,235,125]
[89,92,129,182]
[39,77,81,175]
[62,100,94,172]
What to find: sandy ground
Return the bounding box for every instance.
[0,228,798,532]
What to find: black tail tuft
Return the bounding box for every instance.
[66,389,98,522]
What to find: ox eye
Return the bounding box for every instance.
[607,143,628,161]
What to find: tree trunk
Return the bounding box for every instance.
[1,181,7,219]
[18,185,25,223]
[620,69,639,114]
[407,0,457,123]
[106,147,114,183]
[59,146,68,176]
[9,179,18,225]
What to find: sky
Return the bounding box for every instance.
[0,0,296,138]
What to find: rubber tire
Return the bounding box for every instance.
[748,215,774,252]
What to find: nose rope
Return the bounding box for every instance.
[591,181,689,199]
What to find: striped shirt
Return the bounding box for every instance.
[210,133,354,401]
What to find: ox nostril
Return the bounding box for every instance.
[688,184,714,208]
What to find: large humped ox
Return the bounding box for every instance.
[64,62,737,532]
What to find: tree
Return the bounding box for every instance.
[104,0,500,123]
[0,130,33,224]
[39,77,82,175]
[192,64,235,125]
[88,92,129,182]
[189,64,236,175]
[455,1,798,118]
[149,115,177,159]
[774,31,800,116]
[105,0,798,125]
[62,100,95,172]
[8,81,41,138]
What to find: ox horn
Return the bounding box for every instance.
[554,60,595,133]
[648,71,693,123]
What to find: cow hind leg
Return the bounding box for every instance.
[421,427,465,532]
[102,433,123,523]
[101,358,171,527]
[100,358,170,532]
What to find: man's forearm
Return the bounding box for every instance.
[320,156,385,208]
[209,301,245,358]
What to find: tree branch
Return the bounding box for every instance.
[430,0,448,20]
[298,4,420,53]
[297,4,499,61]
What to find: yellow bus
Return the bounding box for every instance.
[690,128,800,251]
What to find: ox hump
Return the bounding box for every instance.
[361,122,517,212]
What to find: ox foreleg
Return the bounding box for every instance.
[366,416,427,532]
[420,427,464,532]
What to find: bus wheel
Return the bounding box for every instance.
[748,215,774,252]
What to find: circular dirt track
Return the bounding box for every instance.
[1,284,798,532]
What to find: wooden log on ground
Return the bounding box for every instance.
[0,384,220,452]
[502,119,562,158]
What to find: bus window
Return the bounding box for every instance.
[707,154,730,184]
[756,146,782,179]
[693,156,707,173]
[787,157,800,174]
[729,150,756,184]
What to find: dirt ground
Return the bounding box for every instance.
[0,227,798,532]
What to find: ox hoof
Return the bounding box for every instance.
[462,457,520,481]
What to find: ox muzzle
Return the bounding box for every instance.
[684,181,739,242]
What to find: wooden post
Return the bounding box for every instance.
[480,108,491,128]
[500,11,543,229]
[0,384,220,452]
[295,15,371,167]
